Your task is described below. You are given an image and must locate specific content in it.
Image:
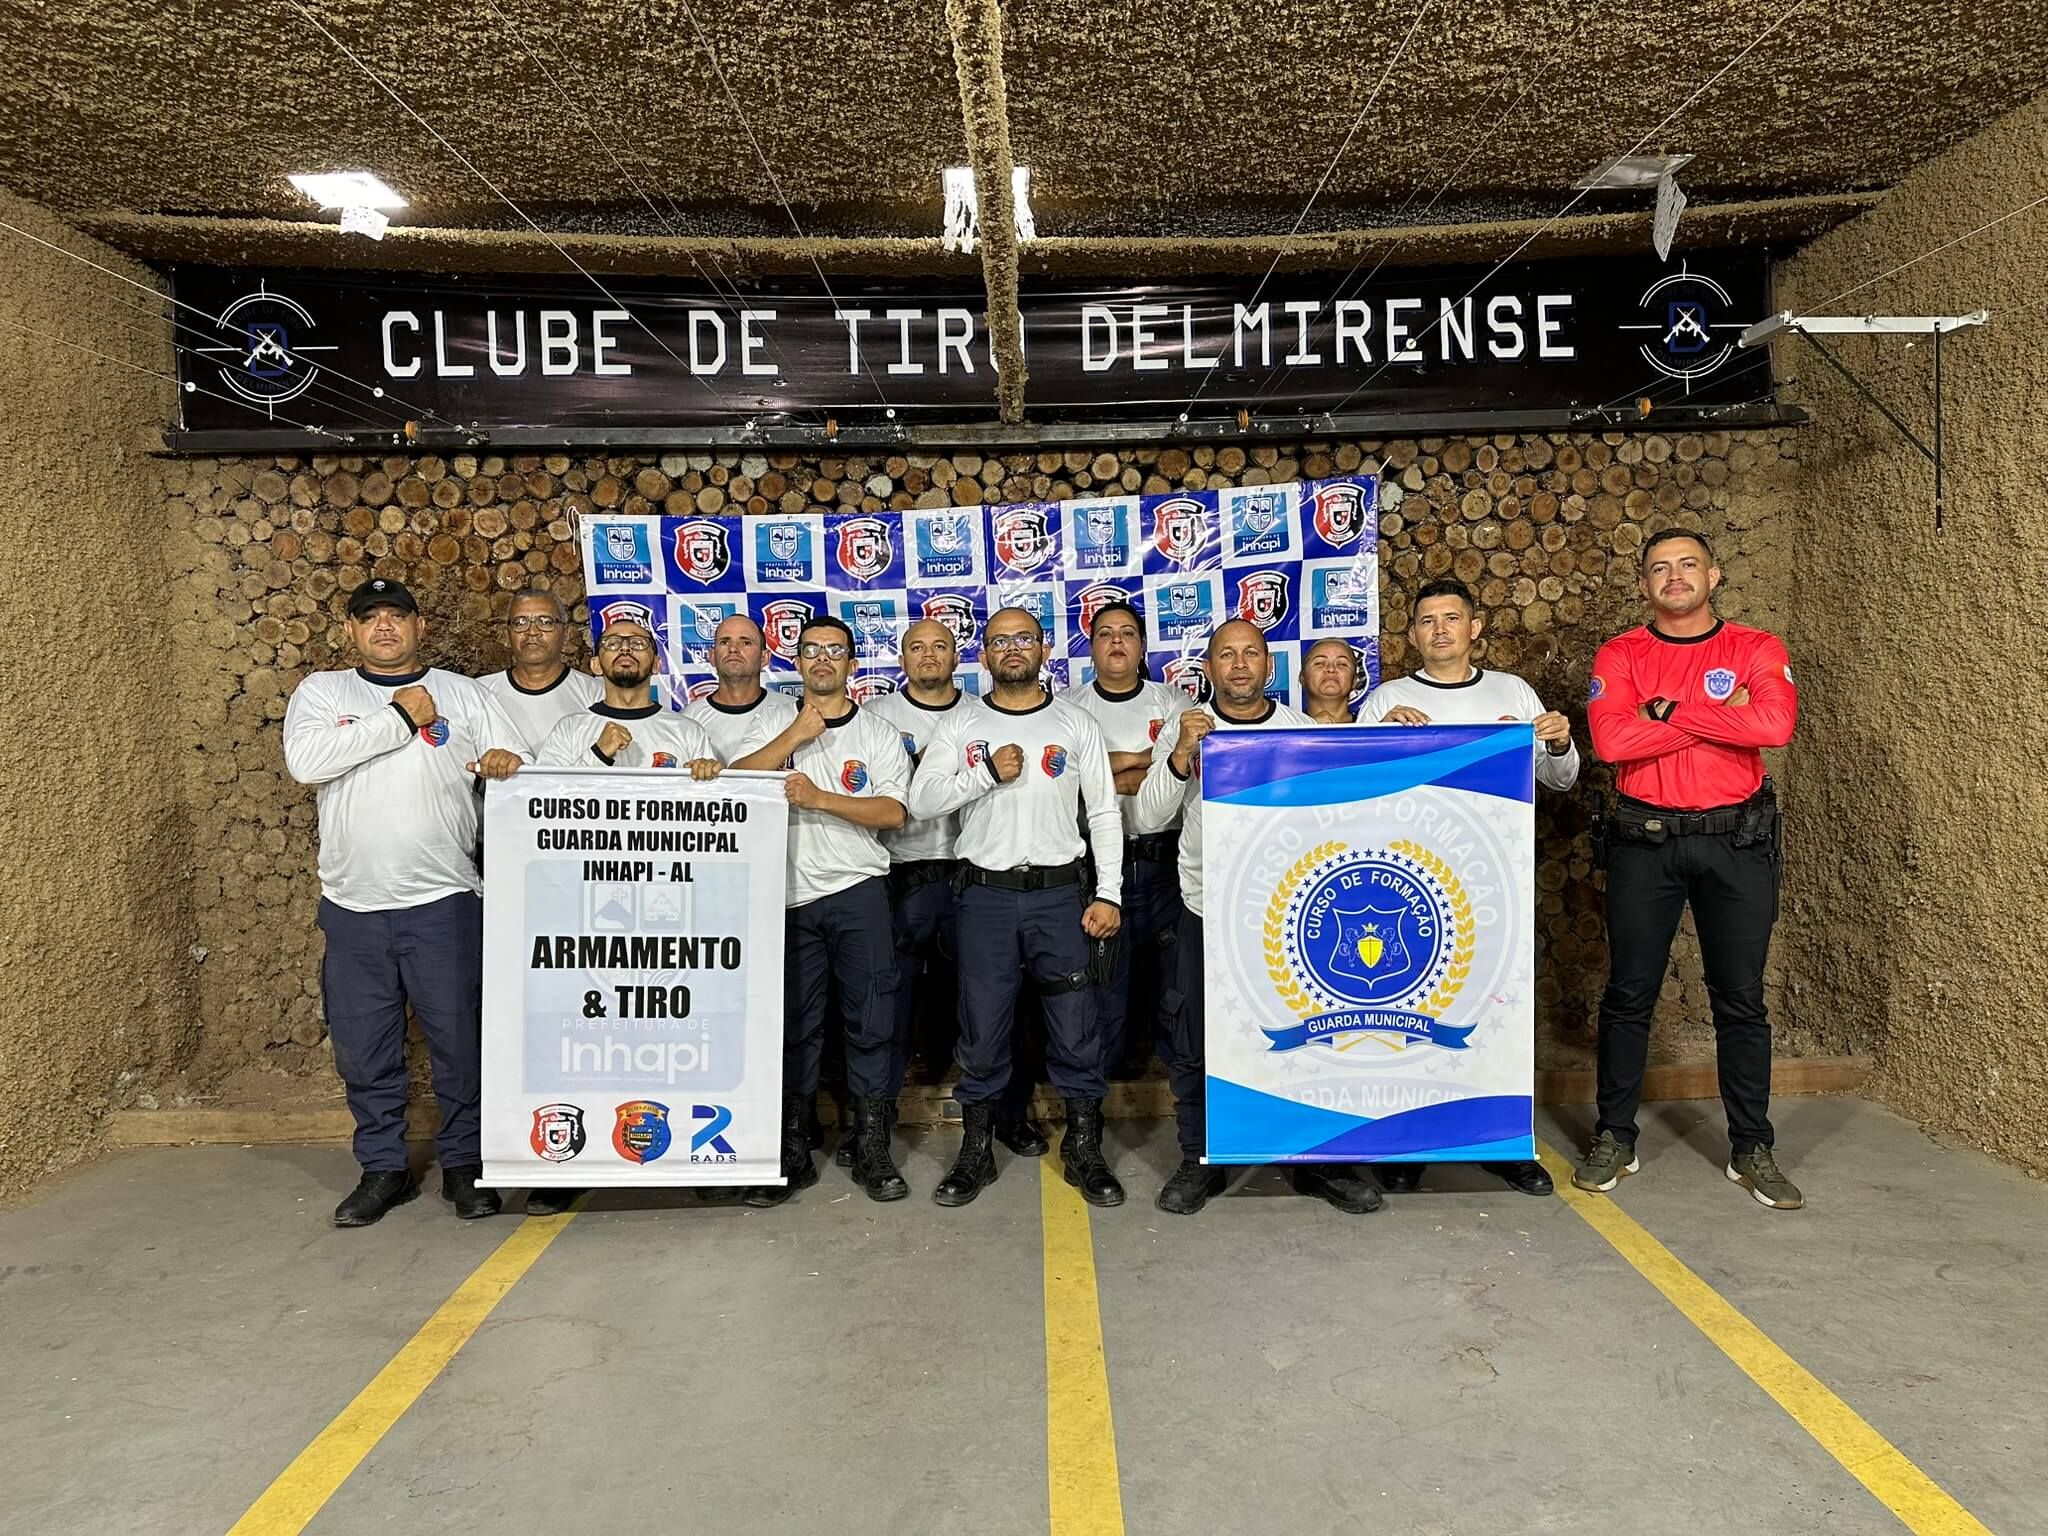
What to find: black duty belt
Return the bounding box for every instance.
[890,858,958,895]
[1125,833,1180,864]
[962,859,1084,892]
[1614,789,1765,838]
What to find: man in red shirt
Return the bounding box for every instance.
[1580,529,1803,1210]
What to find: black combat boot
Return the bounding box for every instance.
[995,1115,1051,1156]
[851,1095,910,1202]
[1287,1163,1383,1214]
[440,1165,502,1220]
[333,1169,418,1228]
[932,1102,999,1207]
[743,1092,820,1207]
[1155,1159,1225,1215]
[1059,1098,1125,1207]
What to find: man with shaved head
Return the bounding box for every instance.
[908,606,1126,1208]
[1133,620,1384,1217]
[684,612,798,764]
[863,619,979,1158]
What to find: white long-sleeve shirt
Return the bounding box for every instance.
[1059,678,1190,836]
[1359,667,1580,792]
[283,666,526,912]
[784,705,912,908]
[534,703,718,769]
[685,688,799,765]
[865,687,975,862]
[1133,698,1316,918]
[907,693,1124,906]
[476,666,604,757]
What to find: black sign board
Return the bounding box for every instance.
[167,253,1775,447]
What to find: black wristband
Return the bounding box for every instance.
[592,743,616,766]
[390,700,421,735]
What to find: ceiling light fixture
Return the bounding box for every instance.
[288,171,408,241]
[942,166,1036,255]
[1572,152,1694,191]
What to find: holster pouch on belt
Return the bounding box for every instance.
[1611,798,1671,846]
[1731,777,1781,850]
[1086,932,1121,988]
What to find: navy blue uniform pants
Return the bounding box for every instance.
[1095,850,1185,1077]
[786,875,897,1099]
[890,865,959,1097]
[954,883,1105,1104]
[318,891,483,1173]
[1161,909,1209,1160]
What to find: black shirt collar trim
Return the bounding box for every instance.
[357,665,427,687]
[1648,620,1725,647]
[989,690,1054,717]
[905,688,962,713]
[1411,667,1483,690]
[1091,678,1145,702]
[1216,698,1278,726]
[593,702,663,720]
[505,666,574,696]
[821,702,858,730]
[704,689,769,715]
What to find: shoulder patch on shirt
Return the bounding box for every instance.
[1587,675,1606,701]
[1148,717,1164,742]
[840,760,870,793]
[966,739,991,769]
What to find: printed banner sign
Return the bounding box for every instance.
[579,479,1381,710]
[169,254,1771,438]
[1200,724,1535,1164]
[481,769,789,1187]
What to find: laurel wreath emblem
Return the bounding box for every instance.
[1263,838,1477,1027]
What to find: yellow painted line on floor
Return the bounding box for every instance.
[226,1207,581,1536]
[1537,1141,1993,1536]
[1040,1168,1126,1536]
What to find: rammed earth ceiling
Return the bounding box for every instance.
[2,0,2046,277]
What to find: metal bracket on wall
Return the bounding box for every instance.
[1739,310,1989,530]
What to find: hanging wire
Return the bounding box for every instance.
[286,0,742,416]
[1805,189,2048,311]
[0,215,465,430]
[1178,0,1437,423]
[0,315,353,439]
[1248,76,1537,413]
[474,0,811,408]
[669,0,899,414]
[1322,0,1811,423]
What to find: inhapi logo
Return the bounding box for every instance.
[594,522,655,585]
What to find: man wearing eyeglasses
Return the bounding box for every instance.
[684,614,799,764]
[476,588,603,757]
[729,618,914,1206]
[908,607,1126,1210]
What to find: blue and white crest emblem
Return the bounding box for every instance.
[1703,667,1738,700]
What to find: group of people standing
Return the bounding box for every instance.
[283,523,1801,1230]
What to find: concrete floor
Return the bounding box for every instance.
[2,1097,2042,1535]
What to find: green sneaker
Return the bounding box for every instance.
[1727,1146,1804,1209]
[1572,1131,1640,1193]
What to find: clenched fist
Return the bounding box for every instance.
[1170,710,1214,775]
[990,744,1025,783]
[790,702,829,745]
[596,722,633,759]
[392,685,437,729]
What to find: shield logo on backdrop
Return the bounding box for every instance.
[529,1103,586,1163]
[922,593,978,651]
[1163,656,1212,705]
[848,675,897,704]
[673,520,731,584]
[1327,902,1415,991]
[1075,581,1129,635]
[761,599,814,664]
[1167,583,1203,619]
[836,517,893,581]
[768,524,802,563]
[1236,571,1290,631]
[605,526,639,563]
[993,506,1052,573]
[611,1100,673,1163]
[927,513,968,553]
[850,600,896,648]
[596,599,657,634]
[1311,483,1369,547]
[1152,497,1205,564]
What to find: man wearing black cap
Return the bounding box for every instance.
[283,579,528,1227]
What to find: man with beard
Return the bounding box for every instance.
[862,619,983,1161]
[730,617,914,1206]
[1134,620,1383,1217]
[1059,602,1188,1086]
[476,588,603,756]
[522,616,722,1215]
[283,579,526,1228]
[1303,638,1365,725]
[1359,578,1578,1198]
[1580,530,1801,1210]
[684,613,798,764]
[908,608,1126,1209]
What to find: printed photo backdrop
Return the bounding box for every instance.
[577,478,1383,711]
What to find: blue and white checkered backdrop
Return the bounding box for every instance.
[576,479,1382,712]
